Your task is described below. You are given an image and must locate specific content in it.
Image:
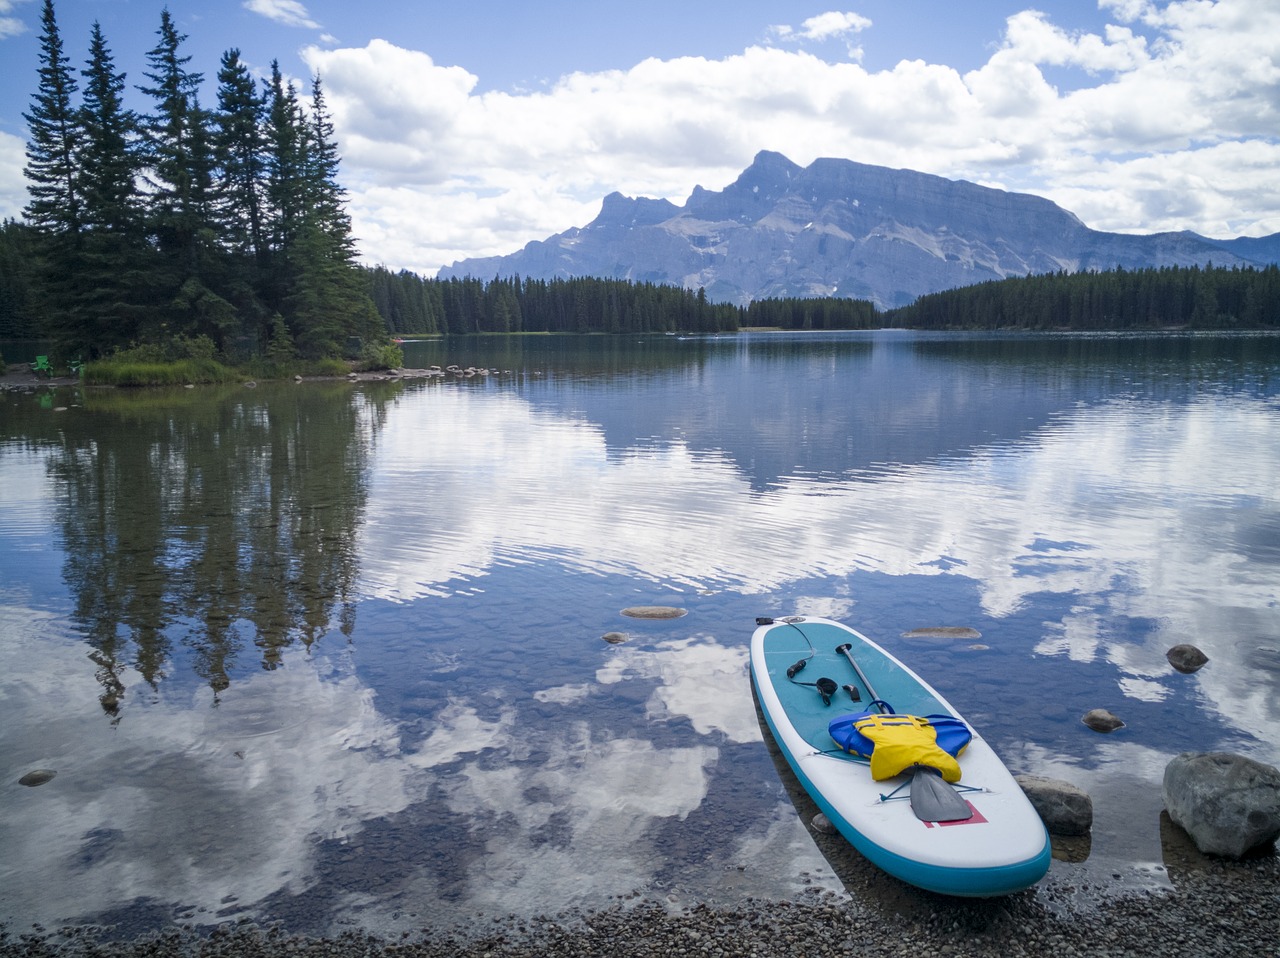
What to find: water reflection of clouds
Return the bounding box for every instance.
[360,389,1279,747]
[595,637,758,743]
[2,606,828,930]
[0,612,417,928]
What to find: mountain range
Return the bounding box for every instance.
[440,151,1280,310]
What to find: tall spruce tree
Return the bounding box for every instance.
[76,21,147,353]
[22,0,83,348]
[213,49,266,263]
[283,76,381,356]
[260,68,380,356]
[139,8,229,342]
[260,61,304,325]
[23,0,81,241]
[211,49,271,356]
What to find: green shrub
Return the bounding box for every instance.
[308,357,352,377]
[358,342,404,371]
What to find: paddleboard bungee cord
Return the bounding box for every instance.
[763,617,863,707]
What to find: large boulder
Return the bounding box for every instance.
[1015,774,1093,836]
[1162,752,1280,858]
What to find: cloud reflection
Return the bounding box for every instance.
[0,606,828,932]
[0,614,416,928]
[360,388,1279,749]
[596,636,759,743]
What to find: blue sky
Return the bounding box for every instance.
[2,1,1278,276]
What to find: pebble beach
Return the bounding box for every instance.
[3,852,1275,958]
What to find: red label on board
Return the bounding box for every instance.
[923,802,987,827]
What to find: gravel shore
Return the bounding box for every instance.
[3,853,1274,958]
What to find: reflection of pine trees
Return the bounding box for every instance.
[47,383,378,715]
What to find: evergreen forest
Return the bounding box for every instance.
[364,270,879,335]
[13,0,381,363]
[3,0,1278,369]
[885,264,1280,330]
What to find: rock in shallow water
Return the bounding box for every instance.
[900,626,982,640]
[1166,643,1209,673]
[1082,708,1124,732]
[1163,751,1280,858]
[1015,774,1093,836]
[620,606,687,619]
[18,769,56,787]
[601,632,628,644]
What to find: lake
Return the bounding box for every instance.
[2,330,1278,938]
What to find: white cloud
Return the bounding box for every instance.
[0,0,26,39]
[243,0,320,30]
[2,2,1276,274]
[291,0,1280,277]
[596,636,759,742]
[770,10,872,43]
[768,10,872,60]
[0,130,26,220]
[803,10,872,43]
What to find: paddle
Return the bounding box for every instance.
[834,641,973,823]
[907,766,974,823]
[835,642,881,711]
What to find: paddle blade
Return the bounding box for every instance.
[909,766,974,823]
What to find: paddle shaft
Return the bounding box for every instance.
[834,642,882,708]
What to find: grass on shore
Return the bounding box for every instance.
[84,355,355,386]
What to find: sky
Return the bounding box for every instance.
[1,0,1278,277]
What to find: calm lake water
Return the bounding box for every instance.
[2,331,1278,937]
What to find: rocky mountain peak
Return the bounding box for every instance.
[441,152,1277,309]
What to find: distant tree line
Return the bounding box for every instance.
[367,271,740,335]
[885,264,1280,330]
[365,269,880,335]
[16,0,380,361]
[743,295,878,330]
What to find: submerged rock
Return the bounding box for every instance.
[901,627,982,640]
[621,606,687,619]
[1015,774,1093,836]
[811,813,837,835]
[601,632,629,645]
[18,769,56,787]
[1166,644,1209,673]
[1082,708,1124,732]
[1163,752,1280,858]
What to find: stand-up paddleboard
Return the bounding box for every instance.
[750,616,1050,897]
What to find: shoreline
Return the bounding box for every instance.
[0,363,458,391]
[3,854,1276,957]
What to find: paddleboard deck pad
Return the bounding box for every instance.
[750,616,1050,897]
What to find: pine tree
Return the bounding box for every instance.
[263,61,305,265]
[213,49,266,263]
[23,0,82,242]
[22,0,85,350]
[274,74,381,357]
[138,8,223,340]
[76,21,147,353]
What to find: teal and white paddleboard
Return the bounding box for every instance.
[750,616,1050,897]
